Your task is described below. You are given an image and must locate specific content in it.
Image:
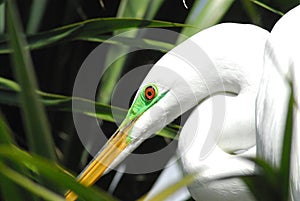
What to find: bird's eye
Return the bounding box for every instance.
[144,86,156,100]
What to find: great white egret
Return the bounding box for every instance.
[66,23,269,201]
[256,5,300,201]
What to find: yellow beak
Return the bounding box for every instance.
[65,119,136,201]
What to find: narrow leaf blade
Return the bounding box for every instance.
[0,145,118,201]
[279,86,294,200]
[6,0,56,160]
[0,18,189,54]
[0,163,65,201]
[179,0,234,42]
[97,0,165,104]
[140,174,195,201]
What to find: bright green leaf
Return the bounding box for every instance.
[0,113,39,201]
[0,114,24,201]
[0,76,21,91]
[0,163,65,201]
[0,145,118,201]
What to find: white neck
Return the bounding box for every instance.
[142,23,269,130]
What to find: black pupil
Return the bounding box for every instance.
[145,86,155,100]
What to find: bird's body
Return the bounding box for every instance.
[175,24,268,201]
[256,5,300,201]
[178,95,256,201]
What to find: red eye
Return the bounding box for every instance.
[145,86,156,100]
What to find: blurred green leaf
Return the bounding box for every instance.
[278,86,294,200]
[0,162,65,201]
[0,145,118,201]
[242,175,279,201]
[117,0,163,19]
[242,158,279,201]
[140,174,195,201]
[0,113,15,144]
[270,0,299,12]
[6,0,57,160]
[0,18,189,54]
[0,25,81,54]
[0,114,24,201]
[97,0,164,104]
[0,76,179,139]
[242,0,262,25]
[0,76,126,121]
[80,35,174,52]
[0,76,21,91]
[179,0,235,42]
[249,0,284,16]
[0,115,40,201]
[0,2,4,33]
[0,34,174,55]
[26,0,47,34]
[0,174,24,201]
[144,0,164,19]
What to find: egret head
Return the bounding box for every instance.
[117,82,169,145]
[65,37,216,200]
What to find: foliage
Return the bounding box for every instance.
[0,0,298,201]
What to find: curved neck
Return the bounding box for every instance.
[141,25,268,140]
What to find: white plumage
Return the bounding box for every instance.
[256,5,300,201]
[175,24,268,201]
